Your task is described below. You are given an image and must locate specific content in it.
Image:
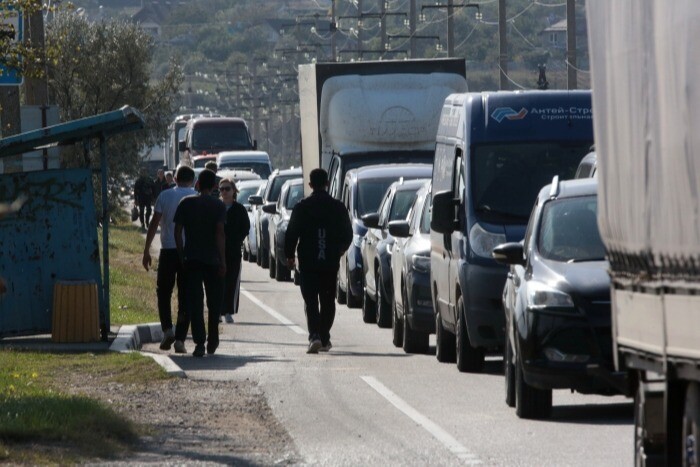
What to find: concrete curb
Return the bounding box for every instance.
[109,322,186,378]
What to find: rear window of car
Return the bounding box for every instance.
[356,178,398,216]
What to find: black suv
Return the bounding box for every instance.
[493,177,625,420]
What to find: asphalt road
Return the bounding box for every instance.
[171,261,633,466]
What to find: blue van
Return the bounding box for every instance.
[430,91,594,372]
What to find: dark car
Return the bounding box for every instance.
[493,177,625,420]
[361,177,430,327]
[249,167,302,269]
[336,164,433,309]
[388,181,432,353]
[264,178,304,281]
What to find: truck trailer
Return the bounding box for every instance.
[587,2,700,464]
[297,58,468,197]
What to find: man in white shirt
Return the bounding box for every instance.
[142,165,197,353]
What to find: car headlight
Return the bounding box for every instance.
[469,223,506,258]
[353,234,363,248]
[526,281,574,310]
[411,254,431,273]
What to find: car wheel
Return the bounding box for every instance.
[456,297,484,373]
[391,293,403,348]
[249,252,256,263]
[293,268,300,286]
[261,245,270,268]
[362,276,376,324]
[256,245,262,265]
[505,335,516,408]
[403,286,428,354]
[376,272,391,328]
[336,270,347,305]
[243,248,249,261]
[346,261,362,308]
[275,255,288,282]
[435,309,456,363]
[515,351,552,419]
[269,250,276,278]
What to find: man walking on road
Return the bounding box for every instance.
[285,168,352,354]
[174,169,227,357]
[142,165,196,354]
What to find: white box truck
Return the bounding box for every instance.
[587,2,700,464]
[298,58,468,197]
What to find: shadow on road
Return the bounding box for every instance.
[170,353,291,371]
[549,401,633,425]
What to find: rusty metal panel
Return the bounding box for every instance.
[0,168,102,338]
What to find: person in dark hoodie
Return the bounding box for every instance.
[285,168,352,354]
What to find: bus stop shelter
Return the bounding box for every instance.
[0,106,145,340]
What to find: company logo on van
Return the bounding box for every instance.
[491,107,528,123]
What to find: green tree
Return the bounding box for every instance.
[45,12,183,208]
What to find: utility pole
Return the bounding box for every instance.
[24,11,50,170]
[331,0,337,61]
[357,0,363,57]
[380,0,387,56]
[498,0,508,90]
[409,0,416,58]
[447,0,454,57]
[566,0,577,89]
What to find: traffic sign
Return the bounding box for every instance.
[0,8,23,86]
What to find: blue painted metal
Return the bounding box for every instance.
[0,168,102,337]
[0,106,145,339]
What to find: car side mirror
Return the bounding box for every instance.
[492,242,525,266]
[431,190,457,234]
[178,140,187,152]
[388,220,410,238]
[262,203,276,214]
[361,212,380,229]
[248,195,263,205]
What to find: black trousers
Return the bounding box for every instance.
[137,202,152,227]
[178,260,223,349]
[222,256,242,316]
[156,249,188,333]
[299,268,337,345]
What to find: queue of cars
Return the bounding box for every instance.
[242,90,618,422]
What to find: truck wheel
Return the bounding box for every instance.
[362,278,376,323]
[515,352,552,419]
[391,296,403,348]
[634,379,665,467]
[336,278,347,304]
[376,273,391,328]
[346,262,362,308]
[456,297,484,373]
[683,383,700,467]
[435,309,456,363]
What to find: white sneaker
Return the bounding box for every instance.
[225,314,234,323]
[173,340,186,354]
[159,328,175,350]
[307,338,322,354]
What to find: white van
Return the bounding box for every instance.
[217,150,273,180]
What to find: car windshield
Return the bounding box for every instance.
[537,195,606,262]
[237,186,261,206]
[285,184,304,209]
[219,161,271,179]
[356,178,400,216]
[390,190,419,222]
[419,194,432,234]
[268,175,298,202]
[192,124,251,151]
[471,142,591,223]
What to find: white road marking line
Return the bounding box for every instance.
[241,288,306,335]
[361,376,482,465]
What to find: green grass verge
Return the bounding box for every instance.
[100,217,160,325]
[0,351,170,463]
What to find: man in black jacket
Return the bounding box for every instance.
[285,168,352,353]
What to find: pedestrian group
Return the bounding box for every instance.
[142,166,351,357]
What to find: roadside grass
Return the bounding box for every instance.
[0,351,170,463]
[101,215,160,325]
